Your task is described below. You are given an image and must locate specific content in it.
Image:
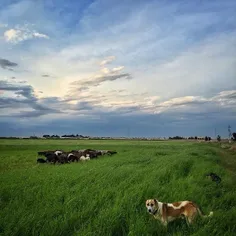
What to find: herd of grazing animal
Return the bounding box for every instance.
[37,149,117,164]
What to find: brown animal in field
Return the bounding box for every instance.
[146,199,213,226]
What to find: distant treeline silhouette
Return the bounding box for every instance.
[0,132,235,141]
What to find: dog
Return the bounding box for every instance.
[206,172,221,184]
[146,199,213,226]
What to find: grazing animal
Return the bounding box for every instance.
[206,172,221,184]
[37,158,46,163]
[45,153,59,164]
[58,153,69,164]
[67,153,79,162]
[80,155,86,161]
[145,199,213,226]
[54,150,63,156]
[80,155,90,161]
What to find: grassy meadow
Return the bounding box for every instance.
[0,139,236,236]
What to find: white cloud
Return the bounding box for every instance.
[99,56,116,66]
[4,29,21,42]
[33,32,49,39]
[101,67,110,74]
[159,96,207,107]
[112,66,124,73]
[3,25,49,43]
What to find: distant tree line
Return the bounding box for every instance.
[42,134,89,139]
[43,134,60,138]
[0,132,236,141]
[169,136,185,140]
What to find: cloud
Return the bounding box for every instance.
[4,29,20,42]
[215,90,236,100]
[0,58,18,70]
[68,62,131,96]
[158,96,208,108]
[0,82,235,137]
[112,66,124,73]
[83,73,131,86]
[0,80,60,117]
[33,32,49,39]
[69,73,131,94]
[99,56,115,66]
[42,74,50,77]
[3,25,49,43]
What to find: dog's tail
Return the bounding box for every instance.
[197,207,213,218]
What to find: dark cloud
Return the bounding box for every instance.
[0,80,35,100]
[10,110,60,118]
[0,58,18,70]
[70,73,132,92]
[0,97,29,109]
[0,80,60,117]
[221,92,236,100]
[83,73,131,86]
[42,74,50,77]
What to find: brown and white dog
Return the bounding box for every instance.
[146,199,213,226]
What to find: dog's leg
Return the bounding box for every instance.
[185,217,192,227]
[161,218,168,227]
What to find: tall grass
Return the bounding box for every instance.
[0,139,236,236]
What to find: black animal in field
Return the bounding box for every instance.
[206,172,221,184]
[37,158,47,163]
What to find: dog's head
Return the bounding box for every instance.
[145,199,158,214]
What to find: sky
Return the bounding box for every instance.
[0,0,236,138]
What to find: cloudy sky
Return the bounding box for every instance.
[0,0,236,137]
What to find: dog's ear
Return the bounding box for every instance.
[154,199,158,204]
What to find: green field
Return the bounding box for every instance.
[0,139,236,236]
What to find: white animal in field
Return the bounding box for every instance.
[80,154,90,161]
